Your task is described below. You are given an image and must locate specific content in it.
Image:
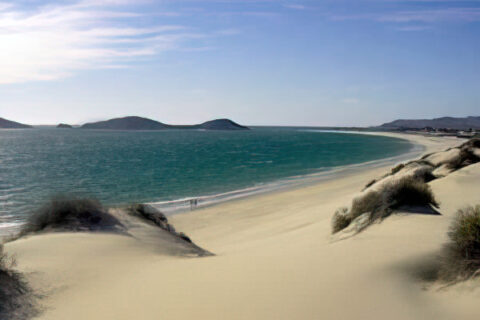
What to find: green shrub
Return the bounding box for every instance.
[440,205,480,281]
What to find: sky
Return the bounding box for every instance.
[0,0,479,126]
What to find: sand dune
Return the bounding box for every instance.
[5,133,480,320]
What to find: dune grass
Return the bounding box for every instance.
[443,138,480,170]
[0,245,36,320]
[332,176,438,234]
[332,207,352,234]
[440,205,480,282]
[460,138,480,149]
[362,179,377,191]
[20,195,123,235]
[127,203,169,228]
[412,166,436,183]
[127,204,192,243]
[446,148,480,170]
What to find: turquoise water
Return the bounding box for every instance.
[0,128,412,231]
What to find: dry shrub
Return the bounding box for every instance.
[379,176,439,210]
[440,205,480,282]
[21,195,123,235]
[332,176,438,233]
[460,138,480,149]
[444,139,480,170]
[332,207,352,234]
[128,204,192,243]
[412,166,436,183]
[363,179,377,191]
[446,148,480,170]
[390,163,405,175]
[0,245,37,319]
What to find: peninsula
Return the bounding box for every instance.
[379,116,480,130]
[0,117,32,129]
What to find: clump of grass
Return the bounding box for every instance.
[127,204,192,243]
[446,148,480,170]
[375,176,438,215]
[363,179,377,191]
[349,190,383,221]
[21,195,123,235]
[390,163,405,175]
[440,205,480,282]
[332,176,438,233]
[0,245,36,319]
[412,166,436,183]
[460,138,480,149]
[332,207,352,234]
[128,203,168,227]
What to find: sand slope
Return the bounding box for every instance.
[5,134,480,320]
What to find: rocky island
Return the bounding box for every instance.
[57,123,73,128]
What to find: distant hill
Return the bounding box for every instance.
[57,123,73,128]
[81,116,169,130]
[379,116,480,130]
[198,119,249,130]
[0,117,32,129]
[81,116,249,131]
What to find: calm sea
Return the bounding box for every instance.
[0,127,413,233]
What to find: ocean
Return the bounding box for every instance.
[0,127,414,234]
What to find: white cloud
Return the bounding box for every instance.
[0,1,195,84]
[283,4,306,10]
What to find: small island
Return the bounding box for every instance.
[57,123,73,129]
[199,119,249,130]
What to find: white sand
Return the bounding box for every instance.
[6,133,480,320]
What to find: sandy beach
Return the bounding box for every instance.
[5,132,480,320]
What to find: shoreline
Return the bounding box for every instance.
[0,130,426,237]
[153,131,459,216]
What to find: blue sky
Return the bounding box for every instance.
[0,0,479,126]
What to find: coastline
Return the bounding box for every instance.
[5,132,478,320]
[0,129,417,237]
[151,131,457,216]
